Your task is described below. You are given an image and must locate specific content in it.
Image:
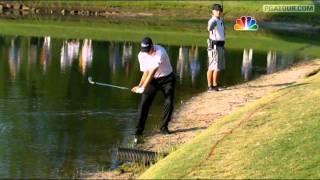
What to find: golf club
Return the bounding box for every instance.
[88,76,129,90]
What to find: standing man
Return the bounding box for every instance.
[207,3,225,92]
[132,37,176,143]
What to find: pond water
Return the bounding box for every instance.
[0,32,314,178]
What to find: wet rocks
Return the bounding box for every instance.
[0,2,30,13]
[21,5,29,11]
[0,1,127,18]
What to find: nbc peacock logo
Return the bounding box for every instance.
[234,16,259,31]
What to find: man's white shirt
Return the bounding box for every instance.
[208,16,225,41]
[138,45,173,78]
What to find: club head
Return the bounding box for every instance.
[88,76,94,84]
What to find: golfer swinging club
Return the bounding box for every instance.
[132,37,176,143]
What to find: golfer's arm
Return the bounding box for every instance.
[138,71,149,87]
[141,67,158,88]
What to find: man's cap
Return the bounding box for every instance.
[212,4,223,12]
[140,37,153,53]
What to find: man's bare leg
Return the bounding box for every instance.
[213,70,219,87]
[207,70,213,87]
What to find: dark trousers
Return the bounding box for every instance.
[136,73,176,135]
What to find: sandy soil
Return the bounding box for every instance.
[86,59,320,179]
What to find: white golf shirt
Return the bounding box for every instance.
[138,45,173,78]
[208,16,225,41]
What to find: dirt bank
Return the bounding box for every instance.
[86,59,320,179]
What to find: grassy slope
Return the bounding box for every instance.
[140,65,320,179]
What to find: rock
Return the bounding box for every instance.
[61,9,67,15]
[79,10,89,16]
[98,10,107,16]
[70,10,78,15]
[111,10,119,15]
[5,3,13,10]
[21,5,29,11]
[13,4,20,10]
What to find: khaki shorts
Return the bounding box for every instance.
[208,46,225,71]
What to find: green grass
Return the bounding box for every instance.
[19,1,320,24]
[139,64,320,179]
[1,18,320,56]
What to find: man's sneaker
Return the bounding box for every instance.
[208,86,215,92]
[160,127,171,135]
[213,85,224,91]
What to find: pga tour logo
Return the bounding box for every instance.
[263,4,315,13]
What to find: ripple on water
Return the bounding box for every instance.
[18,109,137,119]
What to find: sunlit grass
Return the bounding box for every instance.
[140,66,320,179]
[21,0,320,24]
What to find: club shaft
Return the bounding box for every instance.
[88,77,129,90]
[94,82,129,90]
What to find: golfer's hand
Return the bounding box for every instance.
[131,86,139,93]
[131,86,144,94]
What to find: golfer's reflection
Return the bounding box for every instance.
[61,39,80,71]
[122,42,133,77]
[9,37,22,80]
[241,48,253,81]
[109,42,121,74]
[40,36,52,73]
[189,46,200,84]
[267,50,277,74]
[79,39,93,75]
[28,37,39,68]
[176,46,189,84]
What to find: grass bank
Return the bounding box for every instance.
[17,1,320,24]
[1,18,320,58]
[140,67,320,178]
